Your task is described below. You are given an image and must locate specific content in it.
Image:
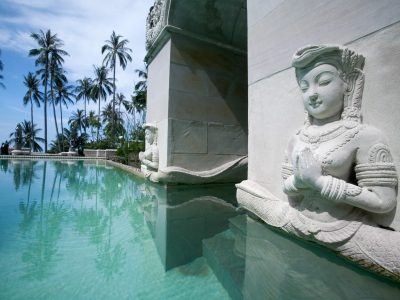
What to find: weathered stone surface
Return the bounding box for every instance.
[208,123,247,155]
[170,119,207,154]
[248,0,400,84]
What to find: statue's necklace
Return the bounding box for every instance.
[299,123,346,146]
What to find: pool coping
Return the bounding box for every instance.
[0,155,145,179]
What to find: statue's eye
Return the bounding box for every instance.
[300,81,308,92]
[319,79,332,86]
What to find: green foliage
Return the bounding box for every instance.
[115,141,144,166]
[85,140,115,150]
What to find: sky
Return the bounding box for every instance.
[0,0,154,146]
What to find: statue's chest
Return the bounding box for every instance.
[294,126,361,180]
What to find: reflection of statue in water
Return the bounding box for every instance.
[239,45,400,281]
[139,123,159,177]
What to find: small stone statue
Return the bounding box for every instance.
[139,123,159,177]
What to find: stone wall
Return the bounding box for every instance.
[246,0,400,226]
[84,149,117,159]
[147,33,248,171]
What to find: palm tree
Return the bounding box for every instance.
[68,109,87,135]
[0,49,5,89]
[54,76,75,148]
[87,110,100,142]
[21,121,45,152]
[102,103,125,140]
[75,77,93,133]
[101,31,132,139]
[29,30,66,152]
[115,93,126,116]
[47,44,68,151]
[90,65,113,142]
[9,121,44,152]
[22,73,42,151]
[131,66,147,127]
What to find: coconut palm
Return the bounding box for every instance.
[90,65,113,142]
[0,49,5,89]
[75,77,93,133]
[101,31,132,139]
[22,72,43,151]
[102,103,125,141]
[45,44,68,150]
[87,110,100,142]
[29,30,66,152]
[9,121,44,152]
[131,66,147,126]
[115,93,128,117]
[54,76,75,148]
[69,109,87,135]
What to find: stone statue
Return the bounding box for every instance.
[139,123,159,177]
[237,45,400,282]
[283,44,398,226]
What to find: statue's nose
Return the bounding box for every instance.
[309,93,318,102]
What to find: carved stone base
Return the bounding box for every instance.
[147,156,248,184]
[236,180,400,282]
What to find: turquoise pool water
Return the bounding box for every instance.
[1,159,400,300]
[0,160,229,299]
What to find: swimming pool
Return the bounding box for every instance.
[0,159,230,299]
[0,159,399,299]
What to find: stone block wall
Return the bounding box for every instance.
[147,33,248,171]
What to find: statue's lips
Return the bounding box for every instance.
[308,99,323,109]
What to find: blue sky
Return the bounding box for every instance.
[0,0,154,146]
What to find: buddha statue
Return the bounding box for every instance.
[278,44,400,280]
[139,123,159,177]
[237,44,400,282]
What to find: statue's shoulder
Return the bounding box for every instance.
[356,124,394,162]
[358,124,388,146]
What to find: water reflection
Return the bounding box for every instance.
[3,159,399,299]
[204,214,400,299]
[141,182,241,270]
[11,160,136,281]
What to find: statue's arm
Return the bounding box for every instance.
[316,137,397,214]
[142,147,159,170]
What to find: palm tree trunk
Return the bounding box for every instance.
[30,98,34,152]
[97,97,101,142]
[43,66,48,152]
[112,61,116,143]
[84,97,87,134]
[59,101,64,151]
[50,71,60,152]
[133,107,136,130]
[52,101,60,151]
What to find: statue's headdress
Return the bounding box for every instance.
[143,123,158,144]
[292,45,365,123]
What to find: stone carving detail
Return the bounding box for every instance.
[149,156,247,184]
[139,123,159,177]
[238,45,400,282]
[146,0,167,50]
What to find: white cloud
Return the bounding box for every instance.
[1,0,153,98]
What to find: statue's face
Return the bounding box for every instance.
[145,129,154,144]
[298,64,346,121]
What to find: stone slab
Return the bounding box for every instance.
[208,123,247,155]
[248,0,400,84]
[170,119,207,154]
